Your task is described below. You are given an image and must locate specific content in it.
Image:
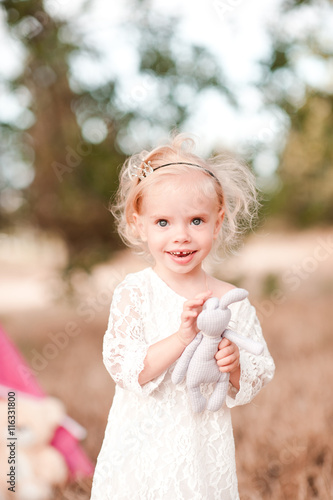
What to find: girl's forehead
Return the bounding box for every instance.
[149,171,211,194]
[141,173,218,212]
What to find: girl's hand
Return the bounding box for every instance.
[215,338,240,374]
[176,290,212,346]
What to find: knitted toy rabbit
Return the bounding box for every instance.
[172,288,264,413]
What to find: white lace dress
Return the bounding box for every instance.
[90,267,275,500]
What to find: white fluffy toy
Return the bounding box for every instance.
[172,288,264,413]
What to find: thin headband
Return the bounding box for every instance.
[154,162,220,182]
[130,160,221,185]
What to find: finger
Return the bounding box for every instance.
[216,353,239,367]
[183,297,209,310]
[218,361,239,373]
[181,310,198,322]
[194,290,213,300]
[218,338,232,350]
[218,357,240,373]
[187,292,212,305]
[184,290,213,309]
[217,342,239,360]
[215,344,235,360]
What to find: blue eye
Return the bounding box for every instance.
[157,219,168,227]
[192,218,203,226]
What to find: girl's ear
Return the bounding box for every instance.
[213,209,225,239]
[132,212,147,242]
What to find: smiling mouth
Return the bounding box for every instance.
[167,251,196,257]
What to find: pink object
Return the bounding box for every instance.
[51,426,94,477]
[0,325,94,477]
[0,326,44,397]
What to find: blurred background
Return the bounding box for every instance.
[0,0,332,498]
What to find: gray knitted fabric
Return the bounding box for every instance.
[172,288,264,413]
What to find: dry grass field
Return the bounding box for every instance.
[1,226,333,499]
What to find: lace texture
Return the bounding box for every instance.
[90,268,275,500]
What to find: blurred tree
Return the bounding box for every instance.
[259,0,333,226]
[0,0,234,272]
[0,0,124,271]
[269,93,333,225]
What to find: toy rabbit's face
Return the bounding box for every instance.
[197,289,249,338]
[197,297,231,337]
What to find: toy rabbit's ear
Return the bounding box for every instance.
[203,297,220,310]
[219,288,248,309]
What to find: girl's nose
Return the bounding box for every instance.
[173,224,191,243]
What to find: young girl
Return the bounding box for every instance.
[90,134,275,500]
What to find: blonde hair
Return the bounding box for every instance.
[111,133,259,260]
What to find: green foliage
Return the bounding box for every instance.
[262,273,280,297]
[267,93,333,225]
[259,0,333,227]
[269,47,289,73]
[0,0,234,272]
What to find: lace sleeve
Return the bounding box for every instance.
[226,298,275,408]
[102,278,166,396]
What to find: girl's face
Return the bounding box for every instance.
[133,173,224,277]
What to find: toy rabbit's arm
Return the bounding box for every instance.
[171,332,203,384]
[223,329,264,356]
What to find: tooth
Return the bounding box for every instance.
[169,251,194,255]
